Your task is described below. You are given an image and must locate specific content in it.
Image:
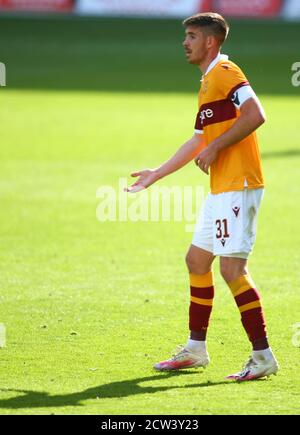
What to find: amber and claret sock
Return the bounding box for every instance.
[189,271,214,342]
[228,274,269,350]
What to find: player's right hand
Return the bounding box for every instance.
[124,169,160,193]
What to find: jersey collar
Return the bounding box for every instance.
[203,53,229,77]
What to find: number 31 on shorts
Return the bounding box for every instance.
[215,218,230,239]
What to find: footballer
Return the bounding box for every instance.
[126,12,279,381]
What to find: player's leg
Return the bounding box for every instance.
[220,256,269,351]
[185,244,215,343]
[154,195,215,371]
[154,246,214,371]
[220,256,278,381]
[213,187,279,381]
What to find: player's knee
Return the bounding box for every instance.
[220,261,247,283]
[185,251,209,275]
[220,263,234,282]
[185,251,194,271]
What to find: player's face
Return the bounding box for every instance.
[183,26,209,65]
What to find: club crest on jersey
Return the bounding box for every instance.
[232,206,240,217]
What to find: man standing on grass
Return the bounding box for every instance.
[125,12,279,381]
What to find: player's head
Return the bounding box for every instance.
[182,12,229,65]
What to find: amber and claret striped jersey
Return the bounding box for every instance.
[194,54,264,194]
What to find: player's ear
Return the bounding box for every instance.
[206,35,215,49]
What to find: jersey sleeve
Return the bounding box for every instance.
[217,62,250,101]
[231,85,257,109]
[194,110,203,134]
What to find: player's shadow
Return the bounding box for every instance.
[261,149,300,159]
[0,372,235,410]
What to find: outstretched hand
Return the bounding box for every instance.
[124,169,160,193]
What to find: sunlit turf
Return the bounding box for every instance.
[0,16,299,415]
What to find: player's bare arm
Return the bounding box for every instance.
[195,97,266,174]
[125,133,205,193]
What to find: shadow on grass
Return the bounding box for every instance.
[0,371,240,410]
[261,149,300,159]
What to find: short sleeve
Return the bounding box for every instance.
[231,85,257,109]
[194,110,203,134]
[217,62,250,101]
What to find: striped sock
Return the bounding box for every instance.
[189,271,214,339]
[228,274,267,345]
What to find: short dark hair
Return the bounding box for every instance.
[183,12,229,45]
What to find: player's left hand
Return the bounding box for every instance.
[124,169,160,193]
[194,144,218,175]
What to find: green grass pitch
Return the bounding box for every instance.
[0,15,299,415]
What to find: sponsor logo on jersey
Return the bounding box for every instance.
[200,108,214,121]
[220,239,226,247]
[196,99,236,128]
